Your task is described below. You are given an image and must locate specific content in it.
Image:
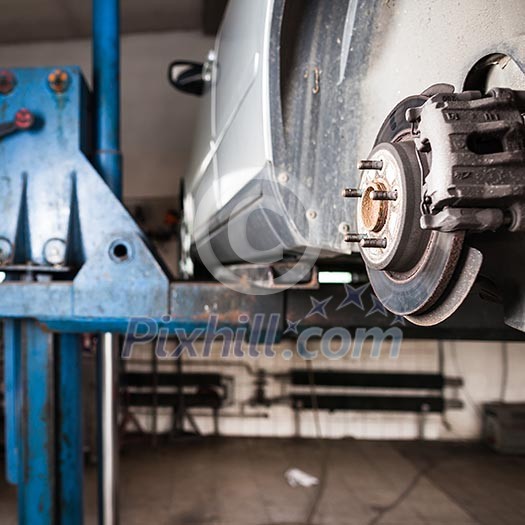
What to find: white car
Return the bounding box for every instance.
[172,0,525,328]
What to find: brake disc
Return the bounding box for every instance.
[345,86,482,319]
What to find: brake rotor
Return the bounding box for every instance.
[351,87,481,319]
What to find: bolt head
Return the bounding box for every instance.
[43,238,66,266]
[307,209,318,220]
[15,109,34,130]
[48,69,70,93]
[338,222,350,234]
[0,237,13,264]
[278,172,289,184]
[0,69,16,95]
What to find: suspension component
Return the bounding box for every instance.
[408,88,525,232]
[342,84,525,329]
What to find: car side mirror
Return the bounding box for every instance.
[168,61,206,96]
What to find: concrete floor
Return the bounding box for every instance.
[1,438,525,524]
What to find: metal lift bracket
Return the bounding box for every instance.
[0,67,169,322]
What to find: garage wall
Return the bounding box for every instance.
[126,337,525,441]
[0,31,214,199]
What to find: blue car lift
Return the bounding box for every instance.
[1,0,129,523]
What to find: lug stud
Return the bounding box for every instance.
[370,190,397,201]
[360,238,387,249]
[344,233,367,243]
[341,188,362,198]
[358,159,383,171]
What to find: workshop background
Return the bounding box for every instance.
[1,1,525,525]
[1,2,523,442]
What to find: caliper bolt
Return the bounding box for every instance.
[342,188,362,198]
[344,233,367,243]
[358,159,383,171]
[48,69,70,93]
[370,190,397,201]
[0,70,16,95]
[360,238,387,249]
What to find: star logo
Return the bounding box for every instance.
[391,315,406,326]
[336,283,369,311]
[366,295,388,317]
[284,319,301,335]
[305,296,333,319]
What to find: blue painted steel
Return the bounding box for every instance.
[18,321,54,525]
[93,0,122,199]
[4,320,21,484]
[41,318,208,335]
[0,68,169,319]
[0,67,88,269]
[58,334,84,525]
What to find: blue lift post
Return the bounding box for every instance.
[2,0,121,523]
[4,320,20,486]
[93,0,122,199]
[93,1,122,524]
[58,334,84,524]
[4,320,82,525]
[19,323,55,525]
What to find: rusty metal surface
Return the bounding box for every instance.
[170,282,285,328]
[357,90,468,319]
[411,89,525,224]
[406,246,483,326]
[170,282,525,341]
